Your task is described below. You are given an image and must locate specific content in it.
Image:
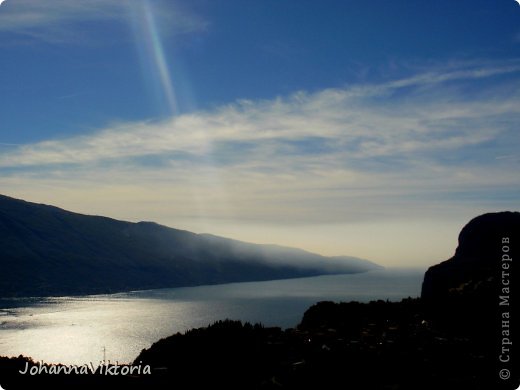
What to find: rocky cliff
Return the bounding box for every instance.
[422,211,519,302]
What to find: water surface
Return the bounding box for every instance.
[0,268,424,364]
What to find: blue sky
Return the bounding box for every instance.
[0,0,519,267]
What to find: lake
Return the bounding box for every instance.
[0,268,424,365]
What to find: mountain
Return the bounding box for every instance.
[421,211,519,302]
[421,211,519,342]
[0,194,381,297]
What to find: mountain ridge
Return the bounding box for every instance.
[0,194,381,297]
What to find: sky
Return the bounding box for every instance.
[0,0,519,268]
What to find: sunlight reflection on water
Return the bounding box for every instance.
[0,269,424,364]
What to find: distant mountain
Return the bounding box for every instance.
[0,194,381,297]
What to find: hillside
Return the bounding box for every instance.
[0,194,380,297]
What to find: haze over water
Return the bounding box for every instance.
[0,269,423,365]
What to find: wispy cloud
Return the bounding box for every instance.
[1,62,518,169]
[0,0,207,44]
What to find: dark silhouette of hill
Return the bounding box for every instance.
[422,211,519,302]
[421,212,519,340]
[0,194,380,297]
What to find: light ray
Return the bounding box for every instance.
[127,0,231,226]
[132,0,178,116]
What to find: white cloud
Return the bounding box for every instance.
[1,62,518,170]
[0,0,207,43]
[1,63,519,265]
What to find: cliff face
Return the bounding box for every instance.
[421,211,519,302]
